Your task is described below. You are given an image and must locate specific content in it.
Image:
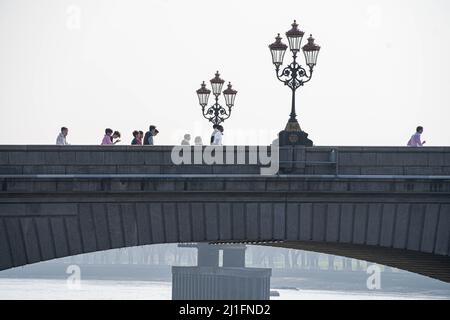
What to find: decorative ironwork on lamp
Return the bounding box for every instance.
[197,71,237,125]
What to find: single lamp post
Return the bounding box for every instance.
[269,20,321,146]
[197,71,237,126]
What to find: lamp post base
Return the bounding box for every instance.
[278,120,313,146]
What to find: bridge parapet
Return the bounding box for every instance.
[0,145,449,176]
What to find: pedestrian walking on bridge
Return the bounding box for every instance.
[407,126,426,147]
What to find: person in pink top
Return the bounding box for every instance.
[101,128,121,145]
[101,128,113,145]
[407,126,426,147]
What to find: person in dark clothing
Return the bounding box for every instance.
[131,130,141,145]
[143,125,159,145]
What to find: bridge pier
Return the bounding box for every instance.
[172,244,272,300]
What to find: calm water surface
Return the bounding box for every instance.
[0,278,448,300]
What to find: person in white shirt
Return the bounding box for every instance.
[210,124,219,145]
[56,127,69,145]
[212,125,224,145]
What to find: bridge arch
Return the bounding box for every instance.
[1,200,449,282]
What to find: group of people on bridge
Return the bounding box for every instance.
[56,125,424,147]
[55,124,225,146]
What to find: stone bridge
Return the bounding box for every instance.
[0,145,449,282]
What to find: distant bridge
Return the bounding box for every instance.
[0,145,449,282]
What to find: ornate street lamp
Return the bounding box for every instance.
[269,20,321,146]
[197,71,237,125]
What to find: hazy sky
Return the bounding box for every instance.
[0,0,449,146]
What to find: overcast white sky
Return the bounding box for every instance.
[0,0,449,146]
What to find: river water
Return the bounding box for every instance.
[0,278,448,300]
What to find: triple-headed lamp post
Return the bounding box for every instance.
[196,71,237,126]
[269,20,321,146]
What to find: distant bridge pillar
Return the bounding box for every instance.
[196,243,219,267]
[172,243,271,300]
[222,245,246,268]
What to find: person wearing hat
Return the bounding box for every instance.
[144,125,159,145]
